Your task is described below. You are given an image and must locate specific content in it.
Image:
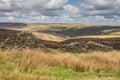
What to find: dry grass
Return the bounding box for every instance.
[0,49,120,80]
[20,50,120,72]
[1,49,120,72]
[33,32,64,42]
[22,24,91,31]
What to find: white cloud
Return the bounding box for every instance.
[45,0,68,10]
[95,16,105,20]
[114,15,120,19]
[63,4,80,14]
[8,16,15,21]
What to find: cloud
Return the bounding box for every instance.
[0,0,68,11]
[0,0,119,24]
[8,16,15,21]
[79,0,120,17]
[95,16,105,20]
[88,0,114,10]
[63,4,80,14]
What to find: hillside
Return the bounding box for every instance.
[0,23,26,30]
[19,24,120,37]
[33,32,64,42]
[0,28,20,43]
[40,25,120,37]
[0,28,120,53]
[0,23,120,38]
[0,28,64,43]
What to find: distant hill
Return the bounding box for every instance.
[0,23,120,38]
[0,22,27,29]
[41,26,120,37]
[0,28,20,42]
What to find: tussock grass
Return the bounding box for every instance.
[1,49,120,72]
[21,50,120,72]
[0,49,120,80]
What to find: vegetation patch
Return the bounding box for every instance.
[0,32,46,50]
[61,41,113,53]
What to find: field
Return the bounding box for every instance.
[0,49,120,80]
[0,23,120,80]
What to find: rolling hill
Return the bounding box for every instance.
[0,23,120,38]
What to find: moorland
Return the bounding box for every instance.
[0,23,120,80]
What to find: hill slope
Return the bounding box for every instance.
[33,32,64,42]
[0,28,20,42]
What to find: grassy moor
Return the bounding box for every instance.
[0,23,120,80]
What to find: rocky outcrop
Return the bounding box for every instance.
[0,32,46,50]
[61,41,113,53]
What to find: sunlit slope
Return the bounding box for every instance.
[19,23,91,31]
[33,32,64,42]
[0,23,120,39]
[21,24,120,37]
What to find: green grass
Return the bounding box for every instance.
[33,66,120,77]
[109,31,120,36]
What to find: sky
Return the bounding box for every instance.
[0,0,120,25]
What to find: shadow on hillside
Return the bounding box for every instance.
[41,26,120,37]
[0,23,27,28]
[0,29,20,42]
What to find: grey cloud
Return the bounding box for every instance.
[88,0,114,10]
[0,0,120,24]
[0,0,68,11]
[78,0,120,19]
